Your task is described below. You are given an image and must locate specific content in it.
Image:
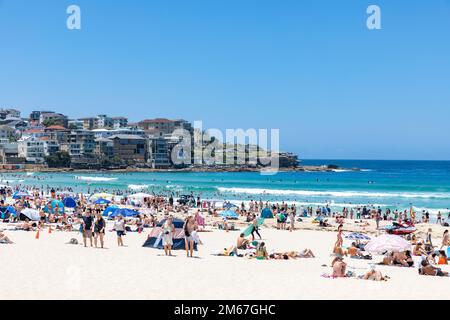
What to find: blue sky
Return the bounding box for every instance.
[0,0,450,160]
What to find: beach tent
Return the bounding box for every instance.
[261,207,274,219]
[62,197,77,208]
[12,191,30,199]
[364,234,411,254]
[143,218,197,251]
[109,208,140,218]
[220,210,239,219]
[20,208,41,221]
[94,198,111,205]
[44,200,65,214]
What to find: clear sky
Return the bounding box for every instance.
[1,0,450,160]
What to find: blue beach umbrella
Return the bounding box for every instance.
[223,202,238,210]
[345,232,371,241]
[109,208,140,218]
[220,210,239,219]
[12,191,30,199]
[62,197,77,208]
[94,198,111,205]
[44,200,65,214]
[103,205,119,217]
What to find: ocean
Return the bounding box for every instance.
[1,160,449,216]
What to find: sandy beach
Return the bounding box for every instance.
[1,218,449,300]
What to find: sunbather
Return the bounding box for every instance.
[0,230,13,244]
[419,259,449,277]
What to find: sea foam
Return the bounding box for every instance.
[75,176,118,182]
[217,187,450,199]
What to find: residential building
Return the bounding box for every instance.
[0,108,21,120]
[138,118,193,137]
[18,136,46,163]
[148,136,171,168]
[109,134,147,164]
[94,137,114,159]
[63,130,95,157]
[112,117,128,129]
[39,112,68,127]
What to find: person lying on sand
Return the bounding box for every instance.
[19,219,33,231]
[419,259,449,277]
[0,230,13,244]
[359,269,389,281]
[269,249,315,260]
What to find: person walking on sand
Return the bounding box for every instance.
[335,224,344,249]
[251,215,262,241]
[114,215,126,247]
[162,216,175,256]
[184,215,195,258]
[82,211,94,248]
[289,208,295,232]
[94,213,106,249]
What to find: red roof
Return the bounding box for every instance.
[45,125,67,131]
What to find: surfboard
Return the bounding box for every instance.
[241,218,265,237]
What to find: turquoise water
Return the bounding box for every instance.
[1,160,449,216]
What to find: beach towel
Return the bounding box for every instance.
[153,231,163,248]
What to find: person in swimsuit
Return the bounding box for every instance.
[334,224,344,249]
[184,216,195,258]
[94,213,106,249]
[0,230,13,244]
[237,233,250,250]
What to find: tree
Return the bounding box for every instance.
[45,151,71,168]
[42,118,66,128]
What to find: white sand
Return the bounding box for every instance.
[1,221,449,300]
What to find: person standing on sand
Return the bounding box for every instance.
[184,216,195,258]
[162,216,175,256]
[251,215,262,241]
[335,224,344,249]
[94,213,106,249]
[289,208,295,232]
[114,215,126,247]
[437,212,442,225]
[82,211,94,248]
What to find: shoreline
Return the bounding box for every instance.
[0,165,362,174]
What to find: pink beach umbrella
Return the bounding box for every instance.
[364,234,411,254]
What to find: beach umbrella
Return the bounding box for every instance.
[5,206,17,216]
[103,205,119,217]
[94,198,111,205]
[223,202,238,210]
[364,234,411,254]
[345,232,371,241]
[90,193,114,201]
[220,210,239,219]
[13,191,30,199]
[109,208,140,218]
[20,208,41,221]
[62,197,77,208]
